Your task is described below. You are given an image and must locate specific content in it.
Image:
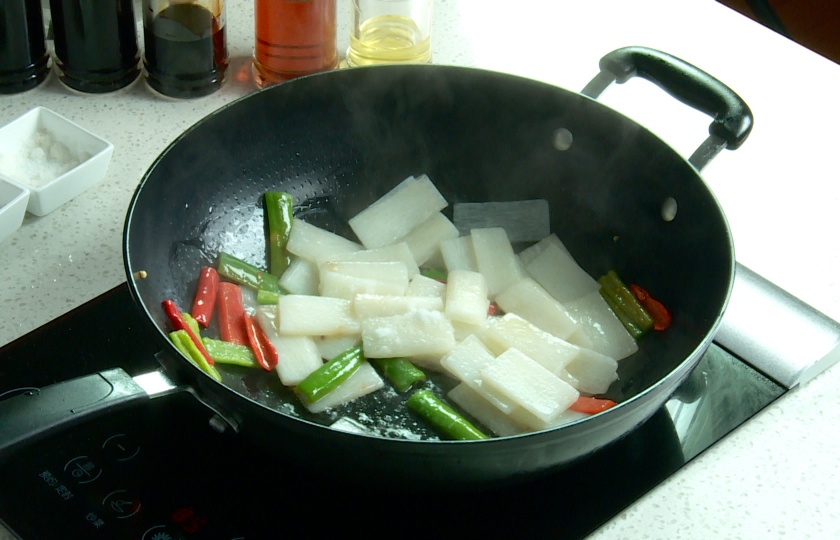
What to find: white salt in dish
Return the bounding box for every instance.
[0,178,29,244]
[0,107,113,216]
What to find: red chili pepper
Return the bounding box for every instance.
[629,284,673,331]
[569,396,617,414]
[487,302,500,316]
[191,266,219,328]
[244,314,279,371]
[217,282,249,345]
[162,299,215,365]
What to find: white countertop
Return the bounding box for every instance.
[2,0,839,537]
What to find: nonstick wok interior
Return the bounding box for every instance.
[124,64,733,485]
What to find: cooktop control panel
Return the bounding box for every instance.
[0,391,259,539]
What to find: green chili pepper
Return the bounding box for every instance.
[420,267,448,282]
[169,330,222,382]
[218,251,282,293]
[202,337,258,368]
[371,357,427,392]
[406,389,488,441]
[296,346,365,404]
[598,270,654,339]
[265,191,294,276]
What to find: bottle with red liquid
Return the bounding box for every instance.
[142,0,229,99]
[49,0,141,93]
[252,0,338,87]
[0,0,50,94]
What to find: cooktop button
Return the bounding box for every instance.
[101,489,142,519]
[102,433,140,462]
[63,455,102,484]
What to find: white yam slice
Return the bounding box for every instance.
[480,348,579,423]
[508,406,590,431]
[254,307,324,386]
[495,278,579,340]
[361,309,456,359]
[445,269,490,326]
[453,200,550,243]
[439,334,515,414]
[354,294,444,319]
[563,290,639,360]
[447,383,524,437]
[302,362,384,414]
[440,235,477,272]
[348,174,448,248]
[277,295,360,337]
[319,261,409,299]
[524,240,599,303]
[471,227,525,297]
[278,257,319,296]
[324,242,420,277]
[406,274,447,299]
[518,233,569,267]
[286,218,362,264]
[476,313,580,375]
[316,335,361,361]
[272,336,324,386]
[564,348,619,395]
[396,212,460,266]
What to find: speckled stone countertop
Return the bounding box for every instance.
[2,1,839,537]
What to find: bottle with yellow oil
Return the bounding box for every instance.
[347,0,432,66]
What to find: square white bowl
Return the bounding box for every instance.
[0,178,30,244]
[0,107,114,216]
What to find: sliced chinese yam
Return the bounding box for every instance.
[439,334,516,414]
[319,261,409,299]
[273,336,324,386]
[287,218,362,264]
[517,233,569,267]
[495,277,580,341]
[445,269,490,326]
[471,227,525,297]
[302,361,385,414]
[396,212,459,266]
[440,235,477,272]
[453,200,550,243]
[563,290,639,360]
[354,294,444,319]
[475,313,580,375]
[324,242,420,277]
[278,256,319,295]
[406,274,447,299]
[255,306,324,386]
[563,348,619,395]
[508,406,590,431]
[480,348,579,423]
[447,383,524,437]
[277,295,360,337]
[316,335,362,361]
[361,309,456,359]
[348,174,448,249]
[523,239,599,303]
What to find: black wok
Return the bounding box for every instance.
[123,47,752,489]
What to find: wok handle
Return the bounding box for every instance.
[581,46,753,171]
[0,368,150,454]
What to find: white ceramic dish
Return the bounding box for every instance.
[0,106,113,216]
[0,179,30,244]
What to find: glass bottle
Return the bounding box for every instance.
[49,0,141,93]
[347,0,432,66]
[0,0,50,94]
[142,0,229,99]
[252,0,338,87]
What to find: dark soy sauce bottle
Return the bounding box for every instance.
[49,0,141,93]
[0,0,51,94]
[142,0,229,99]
